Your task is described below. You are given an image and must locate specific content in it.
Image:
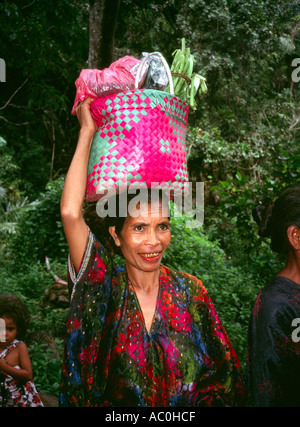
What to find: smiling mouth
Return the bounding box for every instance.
[139,252,161,259]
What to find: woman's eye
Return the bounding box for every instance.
[159,224,169,231]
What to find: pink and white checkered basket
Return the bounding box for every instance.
[87,52,189,201]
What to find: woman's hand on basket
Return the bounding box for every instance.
[76,97,97,135]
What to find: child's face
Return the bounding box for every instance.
[0,316,17,346]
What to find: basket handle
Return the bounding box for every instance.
[134,51,174,95]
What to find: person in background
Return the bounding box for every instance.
[0,294,44,407]
[247,186,300,406]
[59,97,247,407]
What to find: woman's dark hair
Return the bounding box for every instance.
[83,188,170,257]
[252,186,300,254]
[0,294,31,340]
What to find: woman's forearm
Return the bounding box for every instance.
[60,98,98,272]
[60,127,95,219]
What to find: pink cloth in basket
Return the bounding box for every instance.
[71,56,141,115]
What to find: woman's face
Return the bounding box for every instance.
[109,201,171,273]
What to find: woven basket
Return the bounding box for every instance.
[87,52,189,201]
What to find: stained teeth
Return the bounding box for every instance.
[141,253,159,258]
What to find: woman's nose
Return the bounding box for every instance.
[145,228,159,245]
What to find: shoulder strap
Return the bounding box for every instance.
[0,339,21,358]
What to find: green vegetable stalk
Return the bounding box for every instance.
[166,38,207,110]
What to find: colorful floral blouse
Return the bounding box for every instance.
[59,231,246,407]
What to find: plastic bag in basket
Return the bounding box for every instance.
[71,56,146,115]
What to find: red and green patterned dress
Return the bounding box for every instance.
[59,231,246,407]
[0,340,43,407]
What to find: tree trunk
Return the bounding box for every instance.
[88,0,120,69]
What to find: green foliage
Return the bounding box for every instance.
[9,177,68,265]
[30,307,68,340]
[119,0,299,140]
[0,0,89,197]
[0,258,67,306]
[29,339,64,396]
[0,136,21,193]
[205,149,300,262]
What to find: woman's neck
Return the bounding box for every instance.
[278,250,300,285]
[125,263,161,333]
[125,262,160,292]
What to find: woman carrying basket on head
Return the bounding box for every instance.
[58,96,246,407]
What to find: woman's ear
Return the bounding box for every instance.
[287,225,300,251]
[108,226,121,247]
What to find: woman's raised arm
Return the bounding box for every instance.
[60,97,97,273]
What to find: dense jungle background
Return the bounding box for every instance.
[0,0,299,401]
